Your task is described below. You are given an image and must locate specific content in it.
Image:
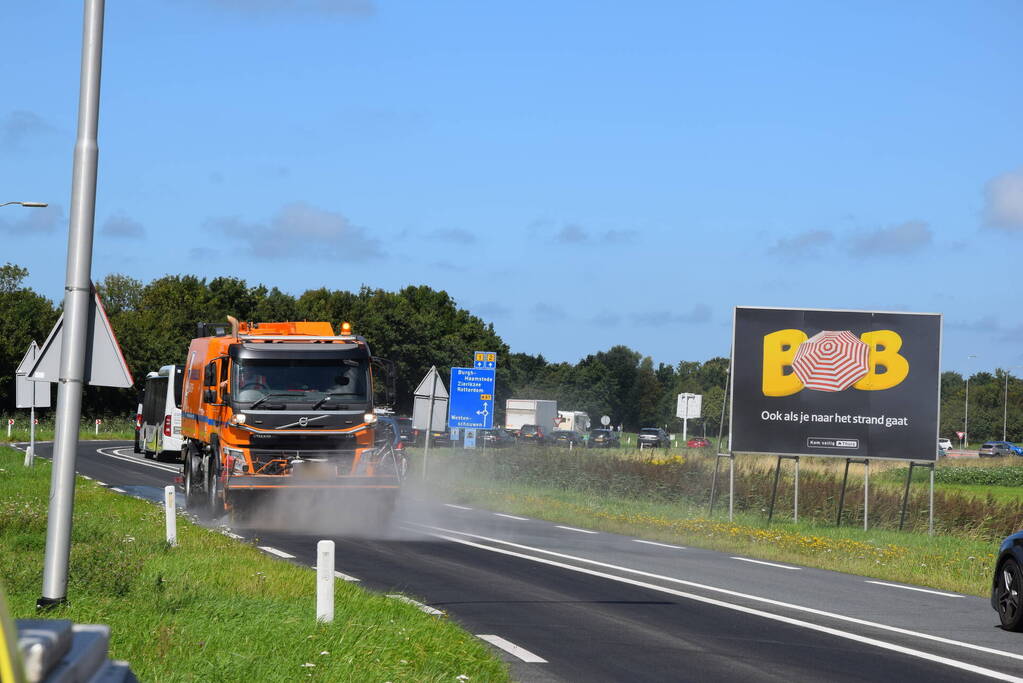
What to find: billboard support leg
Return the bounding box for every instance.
[793,456,799,523]
[899,462,915,530]
[837,458,851,527]
[767,456,782,523]
[728,454,734,522]
[929,465,934,536]
[864,459,870,531]
[708,455,721,515]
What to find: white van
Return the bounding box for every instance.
[137,364,184,461]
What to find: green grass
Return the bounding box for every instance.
[2,415,135,442]
[0,446,507,682]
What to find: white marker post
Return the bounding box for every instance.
[6,419,12,439]
[164,486,177,546]
[94,418,101,435]
[316,540,334,623]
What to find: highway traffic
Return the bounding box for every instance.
[17,440,1023,682]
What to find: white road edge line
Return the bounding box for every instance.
[403,522,1023,666]
[387,594,444,615]
[476,635,547,663]
[335,571,361,582]
[866,581,963,598]
[80,475,93,480]
[495,513,529,521]
[221,530,243,540]
[731,557,801,570]
[444,504,473,510]
[422,528,1020,681]
[94,447,180,473]
[109,487,127,493]
[555,525,598,534]
[94,481,107,486]
[258,546,295,559]
[634,539,685,550]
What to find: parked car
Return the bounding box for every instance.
[686,438,711,448]
[479,428,516,448]
[980,441,1019,458]
[426,429,453,447]
[587,428,621,448]
[637,427,670,449]
[517,424,547,445]
[991,529,1023,631]
[551,430,582,447]
[938,437,953,452]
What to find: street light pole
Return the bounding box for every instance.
[1003,366,1023,442]
[964,354,977,449]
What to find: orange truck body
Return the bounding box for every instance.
[179,319,400,515]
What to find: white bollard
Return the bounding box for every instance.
[316,540,335,623]
[6,419,12,438]
[164,486,177,546]
[94,418,101,435]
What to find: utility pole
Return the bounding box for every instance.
[39,0,105,608]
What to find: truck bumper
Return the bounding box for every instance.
[225,475,400,490]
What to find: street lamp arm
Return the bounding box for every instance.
[0,201,48,208]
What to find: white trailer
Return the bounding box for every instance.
[505,399,558,432]
[557,410,590,434]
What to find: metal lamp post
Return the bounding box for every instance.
[964,354,977,448]
[0,201,48,208]
[1003,366,1023,442]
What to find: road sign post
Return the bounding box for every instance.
[676,393,702,444]
[413,367,448,480]
[16,340,51,467]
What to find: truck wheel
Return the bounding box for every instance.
[183,444,205,513]
[206,449,225,518]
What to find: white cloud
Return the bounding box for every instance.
[101,213,145,239]
[428,228,475,244]
[630,305,712,327]
[768,229,835,257]
[2,110,55,151]
[984,168,1023,231]
[848,220,931,256]
[206,201,382,261]
[554,224,588,244]
[531,302,567,323]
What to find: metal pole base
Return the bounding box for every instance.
[37,596,69,611]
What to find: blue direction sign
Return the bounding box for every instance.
[448,367,496,429]
[473,351,497,369]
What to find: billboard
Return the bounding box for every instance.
[730,307,941,462]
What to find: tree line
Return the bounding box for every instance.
[2,262,1021,441]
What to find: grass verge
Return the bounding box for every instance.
[0,446,507,682]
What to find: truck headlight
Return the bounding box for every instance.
[364,413,377,424]
[229,413,247,425]
[223,447,247,474]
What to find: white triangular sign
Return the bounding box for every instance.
[413,365,449,398]
[27,285,134,388]
[15,340,40,375]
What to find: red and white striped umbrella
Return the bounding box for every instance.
[791,330,870,392]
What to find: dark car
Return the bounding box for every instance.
[551,430,582,447]
[980,442,1019,458]
[637,427,671,449]
[686,438,711,448]
[992,529,1023,631]
[587,429,621,448]
[426,429,453,447]
[517,424,547,445]
[479,428,516,448]
[395,416,416,445]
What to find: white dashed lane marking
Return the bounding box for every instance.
[494,513,528,520]
[387,594,444,615]
[555,525,598,535]
[731,557,801,570]
[865,581,963,598]
[258,546,295,559]
[476,635,547,663]
[634,539,685,550]
[444,504,473,510]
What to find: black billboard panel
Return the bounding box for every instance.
[730,307,941,462]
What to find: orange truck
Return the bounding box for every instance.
[179,317,402,520]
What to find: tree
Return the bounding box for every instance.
[0,264,58,412]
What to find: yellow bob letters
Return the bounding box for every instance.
[762,329,909,397]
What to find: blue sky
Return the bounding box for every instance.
[2,1,1022,375]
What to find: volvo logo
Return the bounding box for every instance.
[298,417,309,427]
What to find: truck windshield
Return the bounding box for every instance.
[233,358,370,406]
